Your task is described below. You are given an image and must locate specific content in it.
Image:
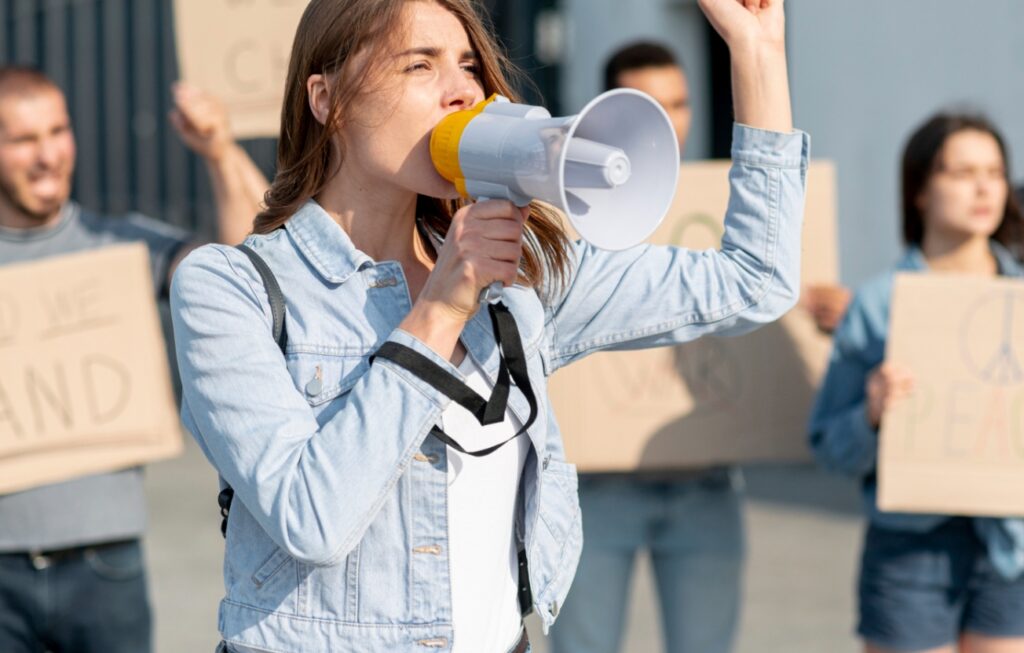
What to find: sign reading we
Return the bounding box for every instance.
[879,273,1024,517]
[0,244,182,494]
[173,0,308,138]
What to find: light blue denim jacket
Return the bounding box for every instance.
[808,242,1024,580]
[170,124,809,653]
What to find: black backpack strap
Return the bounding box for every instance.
[371,301,538,458]
[236,243,288,354]
[218,248,538,537]
[219,244,289,538]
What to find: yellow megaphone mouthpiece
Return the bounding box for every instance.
[429,94,501,198]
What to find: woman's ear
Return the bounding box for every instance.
[307,74,331,125]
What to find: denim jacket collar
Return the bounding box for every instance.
[899,240,1022,277]
[285,199,374,284]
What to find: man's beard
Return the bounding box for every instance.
[0,171,67,225]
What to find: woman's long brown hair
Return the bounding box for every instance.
[254,0,573,298]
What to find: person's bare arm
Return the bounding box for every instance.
[169,82,270,247]
[698,0,792,133]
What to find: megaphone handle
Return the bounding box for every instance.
[479,282,504,304]
[476,195,505,304]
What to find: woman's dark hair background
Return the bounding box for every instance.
[603,41,682,92]
[901,112,1023,255]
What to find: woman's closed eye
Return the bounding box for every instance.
[404,61,431,73]
[402,60,477,77]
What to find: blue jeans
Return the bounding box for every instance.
[0,539,151,653]
[549,470,744,653]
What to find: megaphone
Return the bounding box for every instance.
[430,89,680,254]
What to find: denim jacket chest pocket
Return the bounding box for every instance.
[287,351,370,408]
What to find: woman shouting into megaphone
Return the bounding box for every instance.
[170,1,805,652]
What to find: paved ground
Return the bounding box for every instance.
[145,437,864,652]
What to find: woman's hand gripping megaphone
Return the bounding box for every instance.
[416,199,528,321]
[430,94,529,304]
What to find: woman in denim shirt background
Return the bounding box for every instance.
[170,0,808,651]
[809,113,1024,653]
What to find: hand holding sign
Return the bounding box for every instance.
[866,362,915,430]
[879,273,1024,517]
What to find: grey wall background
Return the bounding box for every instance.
[559,0,1024,285]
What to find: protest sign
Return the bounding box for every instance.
[878,273,1024,516]
[0,244,183,493]
[548,161,838,471]
[173,0,307,138]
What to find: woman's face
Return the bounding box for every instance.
[919,129,1008,241]
[338,1,485,200]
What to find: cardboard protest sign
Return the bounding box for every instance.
[0,244,183,494]
[878,273,1024,517]
[548,161,837,471]
[173,0,307,138]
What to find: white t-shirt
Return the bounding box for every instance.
[442,354,529,653]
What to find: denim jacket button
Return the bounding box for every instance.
[305,364,323,395]
[542,455,551,470]
[416,637,448,648]
[413,453,440,464]
[550,600,559,617]
[304,378,322,395]
[412,544,443,555]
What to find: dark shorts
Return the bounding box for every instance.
[858,518,1024,651]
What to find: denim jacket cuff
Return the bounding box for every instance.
[375,328,463,408]
[731,123,809,169]
[842,403,880,465]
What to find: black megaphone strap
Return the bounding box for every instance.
[371,302,537,457]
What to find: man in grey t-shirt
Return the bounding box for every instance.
[0,66,268,653]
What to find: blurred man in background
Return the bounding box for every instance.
[603,41,691,155]
[550,41,746,653]
[0,66,267,653]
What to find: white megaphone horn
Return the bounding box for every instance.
[430,89,680,302]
